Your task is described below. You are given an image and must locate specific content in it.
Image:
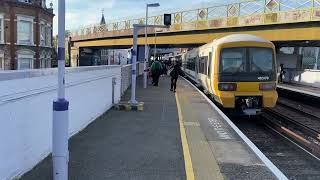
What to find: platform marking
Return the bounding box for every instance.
[208,117,232,140]
[182,77,289,180]
[175,93,195,180]
[184,122,200,127]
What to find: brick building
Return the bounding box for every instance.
[0,0,54,70]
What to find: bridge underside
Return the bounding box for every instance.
[74,22,320,49]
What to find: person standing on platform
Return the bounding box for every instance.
[151,59,163,86]
[170,61,184,92]
[161,61,167,76]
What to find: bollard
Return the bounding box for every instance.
[53,99,69,180]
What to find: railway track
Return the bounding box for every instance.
[263,97,320,158]
[235,117,320,180]
[244,96,320,179]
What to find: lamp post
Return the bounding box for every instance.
[144,3,160,89]
[154,29,162,62]
[53,0,69,179]
[154,29,157,61]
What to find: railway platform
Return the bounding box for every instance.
[21,76,284,180]
[278,83,320,98]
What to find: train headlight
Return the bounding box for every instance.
[218,83,237,91]
[259,83,276,91]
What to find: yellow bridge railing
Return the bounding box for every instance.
[71,0,320,41]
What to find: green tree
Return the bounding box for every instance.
[65,30,71,38]
[51,35,58,68]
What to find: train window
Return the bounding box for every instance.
[208,52,212,77]
[220,48,246,73]
[199,56,208,74]
[187,57,196,71]
[249,48,274,72]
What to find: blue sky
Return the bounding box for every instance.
[48,0,240,35]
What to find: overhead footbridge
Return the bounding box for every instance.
[70,0,320,49]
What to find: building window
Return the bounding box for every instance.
[40,22,46,46]
[40,52,46,68]
[0,52,4,70]
[0,14,3,44]
[40,58,46,68]
[17,50,34,70]
[40,22,52,47]
[17,16,34,45]
[42,0,46,8]
[45,25,52,47]
[47,52,51,68]
[40,51,51,68]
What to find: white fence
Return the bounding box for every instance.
[0,65,126,180]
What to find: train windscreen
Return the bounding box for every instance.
[219,47,276,82]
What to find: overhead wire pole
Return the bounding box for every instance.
[144,5,148,88]
[154,29,157,61]
[53,0,69,179]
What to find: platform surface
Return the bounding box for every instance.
[21,77,186,180]
[176,78,278,180]
[21,76,280,180]
[278,83,320,98]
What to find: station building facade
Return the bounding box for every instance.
[0,0,54,70]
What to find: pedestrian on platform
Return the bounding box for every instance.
[161,61,167,76]
[170,61,184,92]
[151,59,163,86]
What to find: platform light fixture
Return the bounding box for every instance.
[147,3,160,7]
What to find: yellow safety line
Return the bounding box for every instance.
[175,92,195,180]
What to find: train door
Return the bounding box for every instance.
[206,50,213,94]
[195,56,198,82]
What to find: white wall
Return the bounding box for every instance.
[0,66,122,180]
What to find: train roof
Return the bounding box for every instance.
[203,34,272,48]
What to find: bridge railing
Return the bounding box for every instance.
[71,0,320,41]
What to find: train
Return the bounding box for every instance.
[181,34,278,115]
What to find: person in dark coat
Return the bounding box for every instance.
[170,61,184,92]
[151,59,163,86]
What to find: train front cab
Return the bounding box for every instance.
[212,41,278,115]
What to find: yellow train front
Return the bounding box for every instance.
[182,34,278,115]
